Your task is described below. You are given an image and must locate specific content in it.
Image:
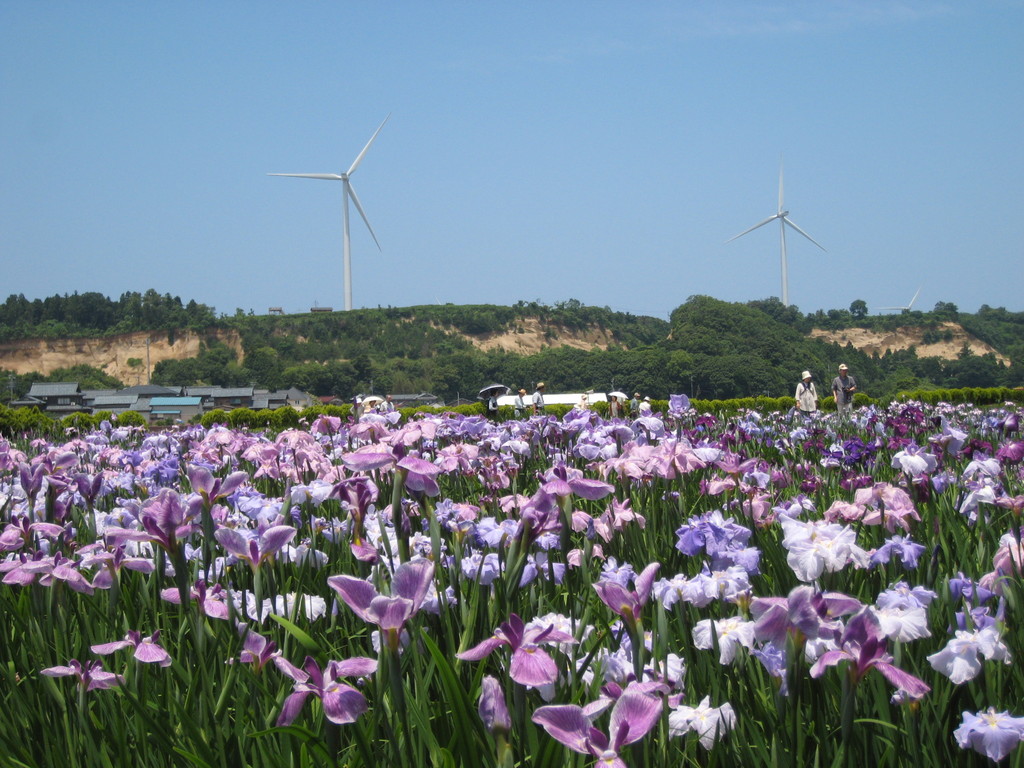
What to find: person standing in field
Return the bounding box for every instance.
[532,382,546,415]
[609,395,621,419]
[629,393,640,418]
[831,364,858,419]
[514,388,527,418]
[795,370,818,418]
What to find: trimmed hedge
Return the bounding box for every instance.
[3,387,1022,437]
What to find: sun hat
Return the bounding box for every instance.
[802,371,812,379]
[518,388,526,395]
[839,364,848,370]
[537,382,545,388]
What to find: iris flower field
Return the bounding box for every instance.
[1,396,1023,767]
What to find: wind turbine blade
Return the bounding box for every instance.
[778,158,785,213]
[268,173,343,180]
[783,218,827,251]
[347,114,391,176]
[725,214,780,243]
[908,286,922,309]
[347,181,381,250]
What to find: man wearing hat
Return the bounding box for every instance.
[532,382,546,415]
[795,370,818,418]
[514,388,527,418]
[831,364,858,419]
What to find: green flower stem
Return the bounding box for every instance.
[391,468,410,563]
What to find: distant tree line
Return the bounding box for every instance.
[2,292,1023,405]
[0,290,217,341]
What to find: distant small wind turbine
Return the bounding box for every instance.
[877,286,923,313]
[269,115,390,312]
[726,160,826,307]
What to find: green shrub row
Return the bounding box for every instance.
[2,386,1020,437]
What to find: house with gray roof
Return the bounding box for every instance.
[10,382,88,415]
[147,396,204,424]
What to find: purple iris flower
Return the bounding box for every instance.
[532,688,663,768]
[810,608,930,699]
[396,455,441,497]
[593,562,660,630]
[160,580,231,620]
[104,487,201,557]
[91,630,171,667]
[752,586,862,649]
[214,524,297,571]
[328,559,435,652]
[996,440,1024,465]
[341,445,397,472]
[949,573,996,606]
[870,535,926,570]
[41,659,124,691]
[1001,411,1020,435]
[187,466,247,505]
[274,655,377,726]
[236,624,281,672]
[954,708,1024,762]
[457,613,575,687]
[668,394,691,417]
[478,675,512,736]
[675,511,759,573]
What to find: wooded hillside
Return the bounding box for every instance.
[1,292,1020,402]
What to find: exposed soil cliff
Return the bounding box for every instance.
[463,317,617,354]
[809,322,1008,364]
[0,329,245,383]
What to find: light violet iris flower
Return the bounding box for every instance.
[532,688,663,768]
[668,695,736,749]
[954,707,1024,762]
[693,616,756,664]
[458,613,575,687]
[927,626,1011,684]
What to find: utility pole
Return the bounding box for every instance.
[146,337,152,385]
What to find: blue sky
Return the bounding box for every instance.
[2,1,1021,320]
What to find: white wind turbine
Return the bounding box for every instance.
[269,115,389,312]
[726,160,826,307]
[877,286,923,313]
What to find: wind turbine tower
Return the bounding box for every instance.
[726,160,826,307]
[269,115,389,312]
